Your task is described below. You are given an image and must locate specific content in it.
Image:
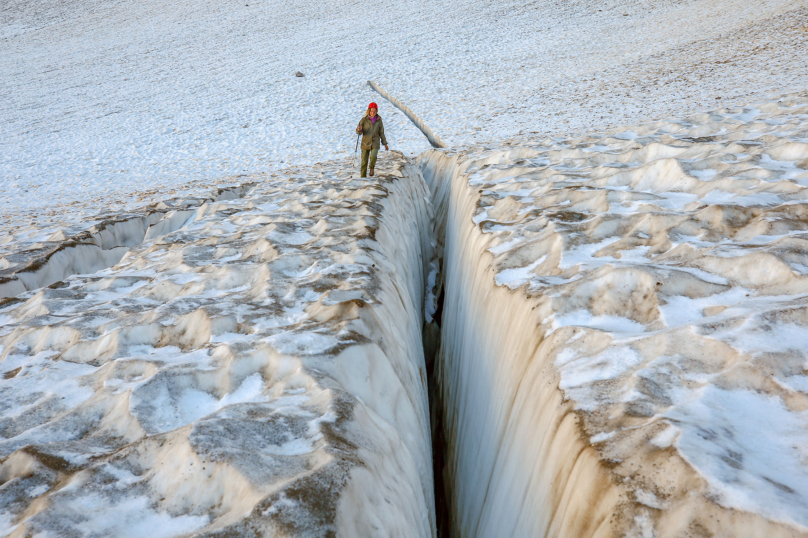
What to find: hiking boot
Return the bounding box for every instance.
[369,169,375,176]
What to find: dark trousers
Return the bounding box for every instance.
[360,148,379,177]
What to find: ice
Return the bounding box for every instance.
[667,387,808,529]
[494,255,547,289]
[420,93,808,537]
[45,495,210,538]
[657,287,749,327]
[488,237,525,256]
[558,236,622,270]
[718,318,808,355]
[129,372,265,434]
[634,489,668,510]
[553,311,646,334]
[557,346,644,393]
[0,156,437,537]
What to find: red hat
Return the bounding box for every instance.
[368,102,378,109]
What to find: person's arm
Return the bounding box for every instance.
[380,120,389,149]
[356,118,364,134]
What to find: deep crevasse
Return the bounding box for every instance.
[5,94,808,537]
[421,151,617,538]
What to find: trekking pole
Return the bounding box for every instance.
[351,132,360,177]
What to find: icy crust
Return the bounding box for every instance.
[0,154,435,537]
[422,94,808,537]
[0,184,253,299]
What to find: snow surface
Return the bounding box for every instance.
[0,183,252,298]
[4,0,808,534]
[0,155,437,537]
[421,93,808,537]
[2,0,807,251]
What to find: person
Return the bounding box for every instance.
[355,102,389,177]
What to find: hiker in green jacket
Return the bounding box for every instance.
[356,102,389,177]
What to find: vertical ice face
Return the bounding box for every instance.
[0,155,436,537]
[422,94,808,538]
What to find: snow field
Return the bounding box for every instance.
[3,0,808,530]
[0,154,437,537]
[3,0,807,230]
[420,93,808,537]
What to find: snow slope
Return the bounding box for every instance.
[0,154,437,537]
[2,0,807,224]
[421,93,808,537]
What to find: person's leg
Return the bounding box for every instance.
[360,149,370,177]
[369,148,379,175]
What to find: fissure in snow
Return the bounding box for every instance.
[0,184,252,299]
[3,0,808,533]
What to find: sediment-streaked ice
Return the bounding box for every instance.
[421,93,808,537]
[0,154,436,537]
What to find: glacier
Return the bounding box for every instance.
[4,0,808,531]
[3,92,808,536]
[0,155,437,537]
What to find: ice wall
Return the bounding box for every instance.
[421,94,808,538]
[421,151,619,538]
[0,155,436,537]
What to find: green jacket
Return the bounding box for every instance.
[357,114,388,150]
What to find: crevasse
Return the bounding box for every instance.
[420,151,618,538]
[5,91,808,536]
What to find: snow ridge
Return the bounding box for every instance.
[368,81,447,149]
